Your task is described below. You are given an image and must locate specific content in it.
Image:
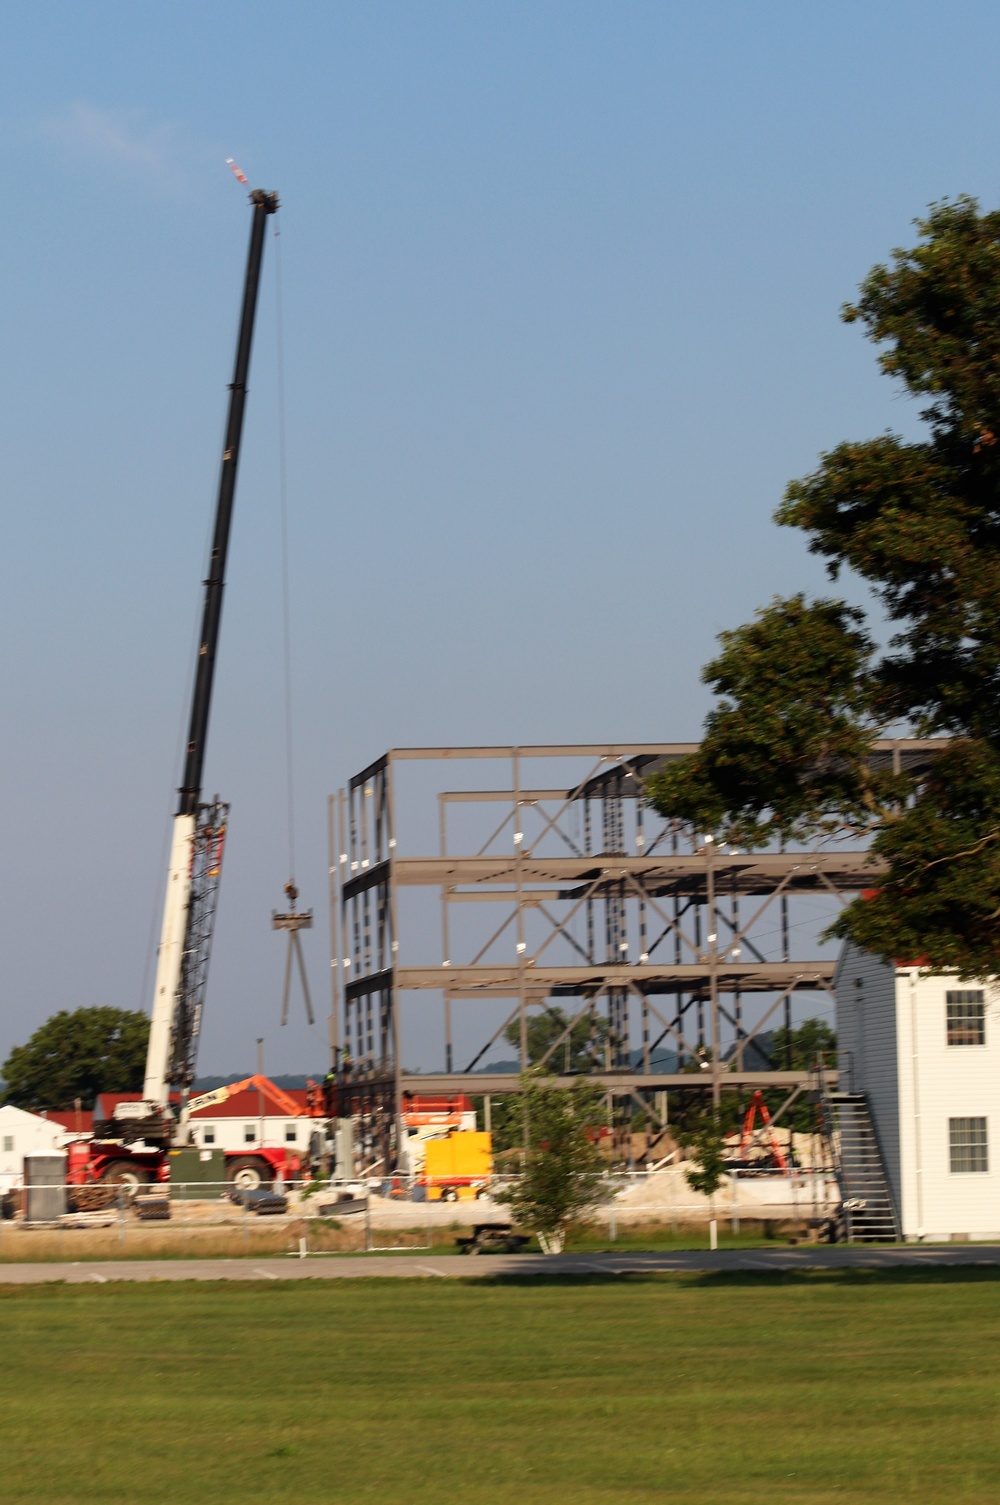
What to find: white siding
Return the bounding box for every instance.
[0,1106,65,1190]
[837,945,1000,1240]
[188,1114,309,1153]
[834,944,901,1216]
[895,970,1000,1240]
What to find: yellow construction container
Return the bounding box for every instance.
[423,1131,492,1201]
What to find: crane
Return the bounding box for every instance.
[114,184,279,1146]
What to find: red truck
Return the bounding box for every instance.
[63,1076,312,1194]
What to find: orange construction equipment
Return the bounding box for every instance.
[401,1093,474,1128]
[738,1090,789,1173]
[187,1074,314,1118]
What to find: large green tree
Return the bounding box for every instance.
[648,198,1000,979]
[1,1007,149,1111]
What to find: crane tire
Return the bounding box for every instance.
[99,1165,152,1203]
[226,1158,271,1192]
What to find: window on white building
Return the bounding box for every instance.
[949,1117,988,1173]
[284,1123,297,1144]
[244,1124,256,1144]
[947,991,985,1046]
[203,1127,216,1146]
[2,1136,13,1153]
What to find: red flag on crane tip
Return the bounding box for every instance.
[226,158,249,186]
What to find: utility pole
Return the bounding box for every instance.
[257,1037,265,1146]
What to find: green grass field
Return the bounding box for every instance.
[2,1270,998,1503]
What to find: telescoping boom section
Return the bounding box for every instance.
[143,186,279,1113]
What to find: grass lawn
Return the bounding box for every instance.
[1,1270,998,1504]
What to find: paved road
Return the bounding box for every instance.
[1,1244,999,1284]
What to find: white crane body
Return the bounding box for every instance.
[143,812,197,1106]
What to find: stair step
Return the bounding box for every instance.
[823,1091,900,1244]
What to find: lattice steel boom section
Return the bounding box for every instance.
[168,797,229,1092]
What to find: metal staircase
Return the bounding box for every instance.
[823,1092,900,1243]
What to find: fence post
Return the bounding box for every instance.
[117,1186,126,1247]
[242,1191,249,1250]
[365,1197,372,1253]
[730,1171,739,1235]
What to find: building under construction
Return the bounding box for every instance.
[326,741,940,1173]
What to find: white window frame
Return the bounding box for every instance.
[946,990,986,1046]
[949,1116,989,1174]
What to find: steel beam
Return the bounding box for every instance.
[381,853,886,895]
[331,739,948,1161]
[401,1071,815,1094]
[394,962,834,992]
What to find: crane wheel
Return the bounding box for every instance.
[226,1159,271,1193]
[99,1165,152,1204]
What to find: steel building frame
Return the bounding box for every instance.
[327,741,941,1170]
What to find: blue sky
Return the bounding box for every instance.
[2,1,999,1073]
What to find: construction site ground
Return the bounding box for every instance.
[0,1167,843,1264]
[0,1169,839,1262]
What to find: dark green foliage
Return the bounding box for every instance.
[646,596,890,850]
[764,1018,836,1134]
[492,1075,609,1239]
[833,740,1000,976]
[474,1092,522,1153]
[647,198,1000,977]
[479,1005,611,1153]
[769,1017,836,1072]
[502,1004,609,1074]
[1,1007,150,1111]
[678,1110,729,1199]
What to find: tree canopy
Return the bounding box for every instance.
[679,1110,729,1202]
[492,1075,609,1250]
[503,1004,609,1074]
[647,197,1000,978]
[1,1007,149,1111]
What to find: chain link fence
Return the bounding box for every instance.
[0,1167,840,1261]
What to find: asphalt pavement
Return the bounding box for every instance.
[1,1243,999,1284]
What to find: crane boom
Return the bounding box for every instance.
[144,186,279,1110]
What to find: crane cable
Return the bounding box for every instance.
[272,214,315,1028]
[274,216,297,886]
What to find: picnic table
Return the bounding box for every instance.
[455,1222,533,1255]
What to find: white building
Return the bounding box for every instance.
[0,1105,66,1192]
[97,1086,316,1157]
[834,944,1000,1241]
[187,1085,314,1155]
